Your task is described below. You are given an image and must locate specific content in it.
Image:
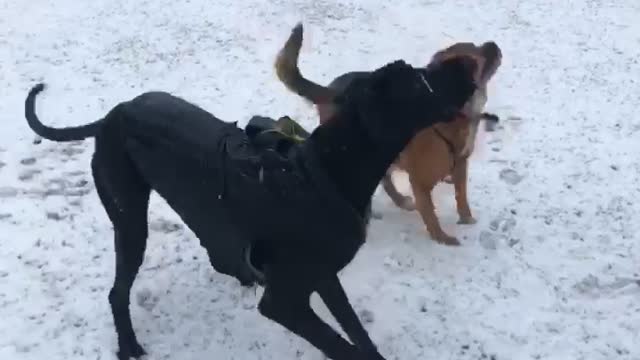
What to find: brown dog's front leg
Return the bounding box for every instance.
[410,178,460,246]
[258,282,358,360]
[316,275,384,359]
[382,170,415,211]
[452,157,476,225]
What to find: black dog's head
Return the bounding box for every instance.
[336,57,477,146]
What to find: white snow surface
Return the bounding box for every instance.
[1,0,639,359]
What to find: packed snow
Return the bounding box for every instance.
[1,0,639,359]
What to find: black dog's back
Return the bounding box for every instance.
[105,91,249,223]
[120,92,235,150]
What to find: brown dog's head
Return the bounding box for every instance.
[429,41,502,86]
[478,41,502,84]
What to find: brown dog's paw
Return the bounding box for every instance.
[431,233,460,246]
[442,175,454,184]
[457,216,477,225]
[398,196,416,211]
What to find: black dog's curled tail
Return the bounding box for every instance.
[25,83,104,142]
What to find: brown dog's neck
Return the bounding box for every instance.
[302,111,409,216]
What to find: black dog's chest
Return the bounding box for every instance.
[228,166,367,274]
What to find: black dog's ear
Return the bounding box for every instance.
[367,60,412,92]
[440,56,478,79]
[333,76,372,107]
[335,60,416,109]
[432,56,479,100]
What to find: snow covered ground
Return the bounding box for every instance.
[1,0,639,359]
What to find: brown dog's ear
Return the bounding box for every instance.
[430,42,478,62]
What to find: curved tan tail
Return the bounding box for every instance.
[274,23,336,104]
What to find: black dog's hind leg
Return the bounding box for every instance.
[258,277,361,360]
[317,275,384,359]
[92,150,151,360]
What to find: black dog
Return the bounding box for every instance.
[24,53,476,359]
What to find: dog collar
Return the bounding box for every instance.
[418,72,434,93]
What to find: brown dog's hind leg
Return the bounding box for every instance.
[381,170,415,211]
[452,158,476,225]
[409,178,460,246]
[92,151,151,360]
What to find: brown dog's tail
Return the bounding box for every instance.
[274,23,335,104]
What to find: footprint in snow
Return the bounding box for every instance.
[46,211,67,221]
[59,144,85,158]
[18,168,42,182]
[63,170,87,177]
[478,231,500,250]
[358,308,375,324]
[136,288,159,312]
[20,176,93,198]
[0,187,19,198]
[499,168,524,185]
[20,157,37,166]
[573,274,640,297]
[489,217,517,233]
[149,218,184,233]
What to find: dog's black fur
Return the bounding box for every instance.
[24,52,476,359]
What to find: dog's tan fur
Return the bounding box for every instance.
[274,27,502,245]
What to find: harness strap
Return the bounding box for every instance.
[432,127,457,172]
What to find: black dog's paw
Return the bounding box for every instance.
[356,348,387,360]
[117,342,147,360]
[130,342,147,358]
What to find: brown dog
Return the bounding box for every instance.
[274,26,502,245]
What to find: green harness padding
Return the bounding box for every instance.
[271,115,311,142]
[245,116,311,158]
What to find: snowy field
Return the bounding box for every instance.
[1,0,639,359]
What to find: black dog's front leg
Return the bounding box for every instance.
[258,282,358,360]
[317,275,386,359]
